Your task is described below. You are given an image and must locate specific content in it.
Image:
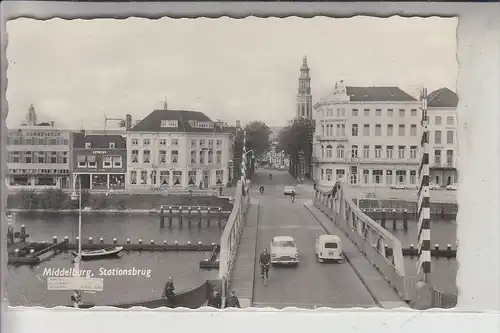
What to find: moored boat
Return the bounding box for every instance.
[71,246,123,260]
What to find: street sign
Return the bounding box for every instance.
[47,276,104,291]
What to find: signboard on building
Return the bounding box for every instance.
[47,276,104,291]
[92,151,108,155]
[9,131,62,137]
[9,168,69,175]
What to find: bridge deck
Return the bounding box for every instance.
[228,202,260,308]
[247,170,377,309]
[304,202,409,309]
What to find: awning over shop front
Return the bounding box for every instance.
[8,168,70,175]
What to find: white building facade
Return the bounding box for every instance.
[126,109,232,190]
[426,88,458,186]
[6,125,72,190]
[313,81,422,189]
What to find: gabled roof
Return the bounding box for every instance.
[130,109,224,133]
[346,87,417,102]
[73,133,126,149]
[427,88,458,108]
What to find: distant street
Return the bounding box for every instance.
[250,169,376,309]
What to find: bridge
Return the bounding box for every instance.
[217,169,456,309]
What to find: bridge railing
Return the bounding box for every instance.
[218,180,250,303]
[314,181,413,301]
[314,181,456,307]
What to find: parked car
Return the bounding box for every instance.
[270,236,299,266]
[446,183,457,191]
[429,182,439,190]
[315,234,344,263]
[391,184,409,190]
[283,186,296,196]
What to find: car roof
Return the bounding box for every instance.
[284,185,295,188]
[273,236,295,242]
[318,234,341,242]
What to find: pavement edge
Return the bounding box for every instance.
[249,203,261,307]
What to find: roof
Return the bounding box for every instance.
[73,132,126,149]
[273,236,295,241]
[427,88,458,108]
[323,86,417,102]
[318,234,341,242]
[130,109,224,133]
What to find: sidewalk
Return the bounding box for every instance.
[304,201,408,309]
[228,201,260,308]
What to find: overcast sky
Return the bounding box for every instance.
[6,16,457,129]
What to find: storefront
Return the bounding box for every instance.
[7,168,70,190]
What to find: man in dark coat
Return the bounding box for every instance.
[163,276,175,306]
[225,290,240,308]
[209,287,222,309]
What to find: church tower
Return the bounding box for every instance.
[296,56,313,118]
[26,104,37,126]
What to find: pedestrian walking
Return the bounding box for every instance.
[225,290,241,308]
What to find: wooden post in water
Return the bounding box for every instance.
[160,206,165,228]
[381,209,386,229]
[403,209,408,231]
[207,208,211,227]
[168,206,173,226]
[179,206,183,226]
[392,209,397,230]
[198,207,202,227]
[218,207,222,227]
[187,207,192,227]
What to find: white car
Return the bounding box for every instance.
[391,184,409,190]
[270,236,299,266]
[283,186,296,196]
[446,183,457,191]
[315,234,344,263]
[429,182,439,190]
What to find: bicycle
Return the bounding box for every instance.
[291,194,296,203]
[261,263,270,287]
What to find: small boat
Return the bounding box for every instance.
[72,246,123,260]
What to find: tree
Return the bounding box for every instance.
[244,121,271,158]
[277,117,315,179]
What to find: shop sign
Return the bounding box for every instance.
[93,151,107,155]
[11,131,62,137]
[9,168,69,175]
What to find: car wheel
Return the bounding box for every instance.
[318,258,324,263]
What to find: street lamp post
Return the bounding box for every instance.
[70,174,83,305]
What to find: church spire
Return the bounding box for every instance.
[163,98,168,110]
[296,56,312,118]
[27,104,37,126]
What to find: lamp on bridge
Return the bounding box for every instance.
[70,174,83,307]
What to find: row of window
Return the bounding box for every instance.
[352,124,418,137]
[77,155,123,168]
[320,168,418,185]
[130,138,223,147]
[7,137,70,146]
[9,175,68,187]
[433,149,455,166]
[8,151,69,164]
[130,149,223,165]
[320,144,419,160]
[320,107,419,118]
[129,169,224,186]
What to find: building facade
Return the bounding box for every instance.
[6,125,72,190]
[266,144,289,169]
[426,88,458,186]
[72,132,127,190]
[126,108,232,190]
[313,81,422,188]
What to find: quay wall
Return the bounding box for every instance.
[355,198,457,217]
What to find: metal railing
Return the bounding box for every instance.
[218,180,250,302]
[314,181,455,307]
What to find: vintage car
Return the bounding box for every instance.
[270,236,299,266]
[315,235,343,263]
[283,186,296,196]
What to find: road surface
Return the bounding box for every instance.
[250,169,376,309]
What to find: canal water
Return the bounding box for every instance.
[388,218,458,295]
[7,213,222,307]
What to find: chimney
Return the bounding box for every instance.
[126,114,132,131]
[236,120,240,129]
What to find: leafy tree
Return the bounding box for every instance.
[244,121,271,159]
[277,117,315,179]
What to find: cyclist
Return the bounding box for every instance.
[290,191,296,203]
[259,248,271,279]
[269,173,272,180]
[259,185,264,194]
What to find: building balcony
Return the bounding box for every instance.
[315,135,348,142]
[431,162,456,169]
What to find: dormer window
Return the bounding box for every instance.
[109,142,116,149]
[160,119,178,128]
[85,142,91,149]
